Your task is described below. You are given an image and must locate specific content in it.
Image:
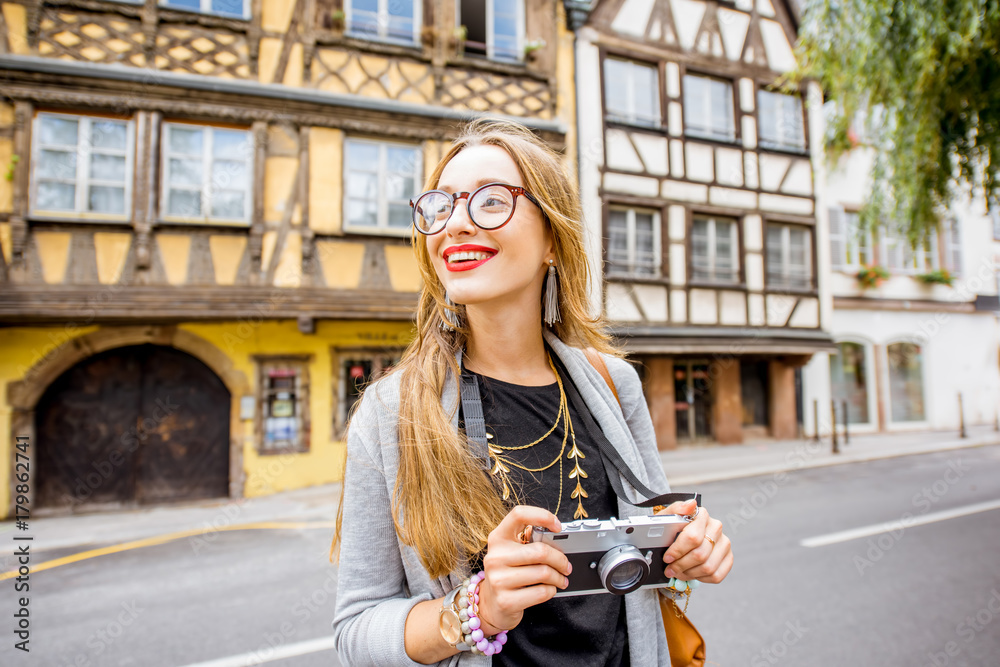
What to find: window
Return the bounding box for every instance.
[886,342,925,423]
[161,123,253,225]
[881,227,937,273]
[335,350,400,436]
[830,342,871,424]
[607,208,661,277]
[758,90,806,152]
[828,208,873,270]
[991,201,1000,240]
[458,0,523,61]
[347,0,420,43]
[160,0,248,19]
[256,357,310,453]
[31,113,134,220]
[344,138,421,233]
[603,58,661,127]
[691,216,739,284]
[766,223,812,290]
[683,75,735,142]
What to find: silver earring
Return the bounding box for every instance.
[441,292,461,331]
[543,260,561,326]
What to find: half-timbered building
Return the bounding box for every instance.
[571,0,833,447]
[0,0,577,515]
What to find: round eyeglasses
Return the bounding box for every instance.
[409,182,543,235]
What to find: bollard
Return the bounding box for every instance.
[831,400,839,454]
[958,393,967,438]
[813,399,821,442]
[842,400,849,445]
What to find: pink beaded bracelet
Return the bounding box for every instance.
[462,571,508,656]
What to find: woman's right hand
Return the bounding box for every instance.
[475,505,572,635]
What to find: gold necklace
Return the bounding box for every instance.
[484,354,588,519]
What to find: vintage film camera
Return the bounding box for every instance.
[532,513,694,596]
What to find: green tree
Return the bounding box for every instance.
[796,0,999,243]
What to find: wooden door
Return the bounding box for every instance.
[35,345,230,509]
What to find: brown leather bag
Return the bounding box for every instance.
[583,348,707,667]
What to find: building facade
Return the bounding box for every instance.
[0,0,577,516]
[801,147,1000,436]
[572,0,833,448]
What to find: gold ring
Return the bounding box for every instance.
[516,526,533,545]
[705,535,716,548]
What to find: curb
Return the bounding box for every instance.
[666,438,1000,486]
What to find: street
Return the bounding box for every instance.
[3,445,999,667]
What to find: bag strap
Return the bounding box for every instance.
[554,353,700,510]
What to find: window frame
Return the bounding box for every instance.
[765,222,814,291]
[682,73,737,143]
[990,200,1000,240]
[829,339,878,429]
[456,0,525,62]
[880,227,939,274]
[606,206,663,279]
[159,122,254,227]
[346,0,422,45]
[757,89,807,153]
[29,112,136,223]
[254,355,312,455]
[882,341,929,427]
[158,0,250,20]
[342,137,422,236]
[602,56,662,129]
[333,348,403,438]
[690,215,740,285]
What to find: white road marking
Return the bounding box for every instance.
[800,498,1000,548]
[178,635,339,667]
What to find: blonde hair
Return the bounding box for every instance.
[334,119,618,578]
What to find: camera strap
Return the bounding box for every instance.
[552,355,701,511]
[459,373,491,467]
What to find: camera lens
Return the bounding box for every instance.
[597,545,650,595]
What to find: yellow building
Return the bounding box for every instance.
[0,0,576,516]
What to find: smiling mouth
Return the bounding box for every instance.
[446,250,496,265]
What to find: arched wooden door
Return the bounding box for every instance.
[35,344,230,509]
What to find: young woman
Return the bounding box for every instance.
[332,120,733,665]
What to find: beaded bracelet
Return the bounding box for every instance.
[459,571,508,656]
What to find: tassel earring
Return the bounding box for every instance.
[543,260,561,326]
[441,292,462,331]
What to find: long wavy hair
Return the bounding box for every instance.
[333,119,618,578]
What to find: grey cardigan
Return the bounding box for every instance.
[332,331,674,665]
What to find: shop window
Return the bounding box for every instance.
[603,58,661,127]
[160,0,249,19]
[683,75,735,142]
[766,223,813,290]
[829,342,871,424]
[607,207,661,277]
[30,113,134,221]
[161,123,253,225]
[757,90,806,152]
[887,342,925,423]
[740,360,769,426]
[335,351,400,436]
[256,357,310,453]
[691,216,739,284]
[828,208,873,270]
[344,138,421,234]
[347,0,420,43]
[458,0,523,61]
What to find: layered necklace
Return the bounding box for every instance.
[483,353,589,520]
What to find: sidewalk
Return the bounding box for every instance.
[4,425,998,554]
[661,423,1000,486]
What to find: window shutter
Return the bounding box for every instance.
[828,207,846,269]
[945,219,962,276]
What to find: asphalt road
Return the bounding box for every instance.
[3,445,999,667]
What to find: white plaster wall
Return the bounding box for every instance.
[802,309,1000,435]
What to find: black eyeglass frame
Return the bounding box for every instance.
[408,182,544,235]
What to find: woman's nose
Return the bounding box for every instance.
[444,197,476,236]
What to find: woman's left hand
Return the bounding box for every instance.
[656,499,732,584]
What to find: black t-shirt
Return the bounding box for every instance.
[461,366,630,667]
